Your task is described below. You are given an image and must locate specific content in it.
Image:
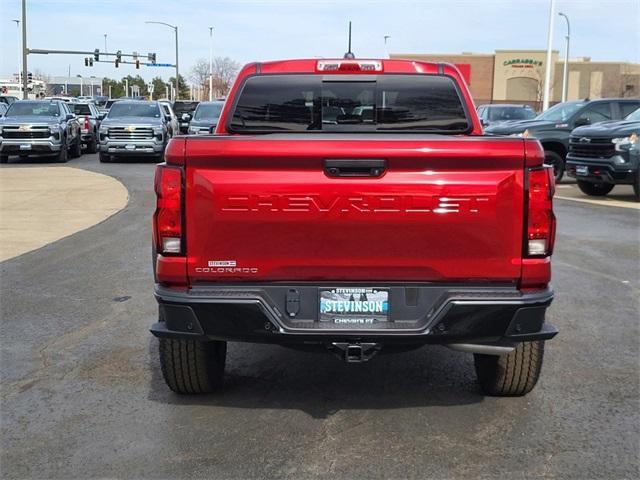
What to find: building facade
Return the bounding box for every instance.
[391,50,640,109]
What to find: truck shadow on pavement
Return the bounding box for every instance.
[146,338,485,418]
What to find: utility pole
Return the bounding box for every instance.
[12,20,21,89]
[124,78,129,97]
[21,0,28,99]
[559,12,570,102]
[542,0,556,111]
[104,34,107,54]
[209,27,213,101]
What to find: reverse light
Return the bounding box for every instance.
[153,165,183,255]
[316,59,383,73]
[526,167,556,257]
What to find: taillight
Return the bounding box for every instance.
[153,165,183,255]
[526,167,556,257]
[84,117,90,130]
[316,59,383,72]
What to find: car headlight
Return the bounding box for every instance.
[612,133,638,152]
[99,125,109,134]
[49,124,60,133]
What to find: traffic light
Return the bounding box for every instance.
[135,59,140,69]
[85,58,89,67]
[115,50,121,68]
[148,52,156,64]
[94,49,100,61]
[115,59,120,68]
[27,72,33,82]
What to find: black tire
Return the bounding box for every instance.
[577,180,615,196]
[87,137,98,154]
[544,150,565,183]
[99,152,110,163]
[0,155,8,164]
[633,170,639,202]
[69,137,82,158]
[474,341,544,396]
[159,338,227,394]
[55,141,68,163]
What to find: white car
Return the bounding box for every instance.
[158,100,179,138]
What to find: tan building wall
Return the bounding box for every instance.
[492,50,559,102]
[390,53,494,104]
[391,50,640,109]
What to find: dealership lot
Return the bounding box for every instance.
[0,155,638,478]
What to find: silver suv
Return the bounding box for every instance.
[0,100,82,163]
[98,100,169,162]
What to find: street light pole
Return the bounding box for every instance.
[146,21,179,100]
[104,33,107,54]
[209,27,213,101]
[542,0,556,111]
[12,20,21,88]
[21,0,28,99]
[383,35,391,58]
[559,12,570,103]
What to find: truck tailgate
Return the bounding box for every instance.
[184,135,525,283]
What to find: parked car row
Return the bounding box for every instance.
[0,97,226,164]
[482,98,640,201]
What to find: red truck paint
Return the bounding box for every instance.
[151,58,558,396]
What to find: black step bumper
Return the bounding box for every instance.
[151,284,557,346]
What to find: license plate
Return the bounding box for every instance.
[576,165,589,176]
[125,144,136,150]
[319,288,389,326]
[19,144,31,150]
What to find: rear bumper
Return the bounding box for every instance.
[151,283,557,345]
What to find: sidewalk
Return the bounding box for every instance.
[0,167,128,262]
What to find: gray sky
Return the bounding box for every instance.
[1,0,638,83]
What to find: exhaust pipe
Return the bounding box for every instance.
[447,343,514,356]
[330,342,382,363]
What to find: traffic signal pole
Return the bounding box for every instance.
[21,0,28,99]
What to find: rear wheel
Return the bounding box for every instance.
[69,137,82,158]
[87,136,98,154]
[544,150,564,183]
[159,338,227,394]
[577,180,614,196]
[474,341,544,396]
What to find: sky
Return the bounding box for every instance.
[1,0,638,84]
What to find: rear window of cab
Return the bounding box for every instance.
[229,74,471,134]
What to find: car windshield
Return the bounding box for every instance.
[230,74,470,133]
[108,102,160,118]
[537,101,585,122]
[72,104,92,115]
[624,108,640,121]
[193,103,223,120]
[6,102,60,117]
[488,106,535,121]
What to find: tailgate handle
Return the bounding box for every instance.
[324,159,386,178]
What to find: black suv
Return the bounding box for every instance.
[485,98,640,181]
[566,107,639,201]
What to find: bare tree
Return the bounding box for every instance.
[189,56,241,99]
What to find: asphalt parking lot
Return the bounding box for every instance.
[1,154,639,479]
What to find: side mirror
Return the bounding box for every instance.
[66,114,75,120]
[574,117,590,127]
[98,113,106,120]
[164,115,172,122]
[480,119,489,127]
[181,113,191,121]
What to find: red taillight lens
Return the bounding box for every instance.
[84,117,90,130]
[526,167,556,257]
[153,165,183,255]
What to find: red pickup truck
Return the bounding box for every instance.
[151,58,557,396]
